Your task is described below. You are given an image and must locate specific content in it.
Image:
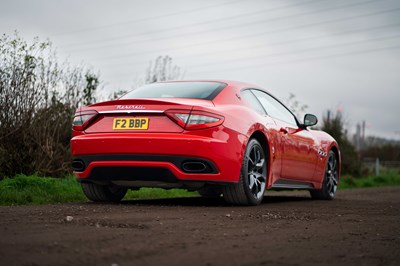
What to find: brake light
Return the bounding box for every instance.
[166,110,224,130]
[72,110,98,131]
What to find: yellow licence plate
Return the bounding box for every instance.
[113,118,149,130]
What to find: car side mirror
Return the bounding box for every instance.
[303,114,318,127]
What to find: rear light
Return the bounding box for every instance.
[72,110,98,131]
[166,109,224,130]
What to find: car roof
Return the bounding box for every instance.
[157,79,267,92]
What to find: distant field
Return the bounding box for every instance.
[339,169,400,189]
[0,170,399,206]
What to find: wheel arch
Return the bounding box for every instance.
[249,131,269,154]
[248,130,272,184]
[330,144,341,181]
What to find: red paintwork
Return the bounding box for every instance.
[71,128,243,183]
[71,80,340,189]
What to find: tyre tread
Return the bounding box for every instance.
[81,183,126,202]
[310,150,337,200]
[223,139,266,206]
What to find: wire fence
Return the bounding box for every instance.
[362,158,400,176]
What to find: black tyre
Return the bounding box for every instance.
[223,139,267,206]
[81,183,127,202]
[310,150,338,200]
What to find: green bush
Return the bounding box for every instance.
[320,110,361,176]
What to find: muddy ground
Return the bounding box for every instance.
[0,187,399,266]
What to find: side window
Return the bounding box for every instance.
[252,90,297,125]
[241,89,266,115]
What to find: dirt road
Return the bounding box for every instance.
[0,187,399,266]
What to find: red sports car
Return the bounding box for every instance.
[71,80,340,205]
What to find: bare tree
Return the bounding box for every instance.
[109,89,128,100]
[0,32,99,178]
[286,93,308,119]
[145,55,184,84]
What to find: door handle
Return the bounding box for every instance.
[280,127,288,134]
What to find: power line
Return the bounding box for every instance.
[187,44,400,75]
[108,44,400,82]
[65,0,384,53]
[94,7,400,62]
[106,42,400,83]
[61,0,327,48]
[99,22,400,69]
[185,34,400,69]
[105,43,400,80]
[179,23,400,61]
[52,0,246,36]
[102,34,400,79]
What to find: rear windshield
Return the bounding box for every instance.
[121,81,226,100]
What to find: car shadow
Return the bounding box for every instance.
[117,193,312,207]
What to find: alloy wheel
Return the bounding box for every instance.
[247,144,266,200]
[326,153,338,197]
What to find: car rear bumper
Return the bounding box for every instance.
[70,127,247,184]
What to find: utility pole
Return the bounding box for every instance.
[355,123,361,151]
[395,131,400,141]
[361,120,366,150]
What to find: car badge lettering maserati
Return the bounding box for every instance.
[115,105,145,110]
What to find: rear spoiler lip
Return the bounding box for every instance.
[88,98,215,108]
[98,110,164,114]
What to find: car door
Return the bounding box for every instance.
[240,89,283,185]
[251,89,319,181]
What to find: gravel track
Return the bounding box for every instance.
[1,187,399,266]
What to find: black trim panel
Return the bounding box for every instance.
[88,166,178,183]
[206,82,227,100]
[72,154,218,174]
[271,179,314,190]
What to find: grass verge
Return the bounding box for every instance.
[1,170,399,205]
[0,174,198,206]
[0,174,86,205]
[339,169,400,189]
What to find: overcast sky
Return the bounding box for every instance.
[1,0,400,139]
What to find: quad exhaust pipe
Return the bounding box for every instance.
[72,160,85,172]
[182,161,208,173]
